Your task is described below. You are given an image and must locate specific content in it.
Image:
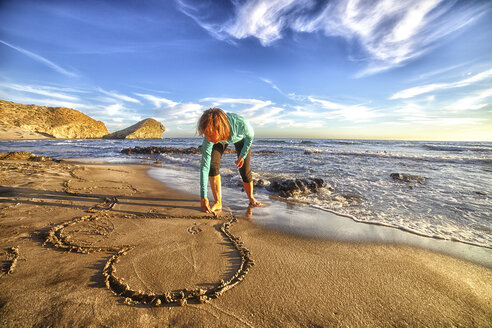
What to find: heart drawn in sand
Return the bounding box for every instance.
[43,204,254,307]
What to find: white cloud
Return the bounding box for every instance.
[390,83,447,99]
[459,69,492,85]
[434,117,486,126]
[139,93,203,126]
[288,106,326,119]
[246,106,285,126]
[287,93,309,102]
[200,97,272,114]
[395,104,432,123]
[223,0,299,46]
[390,68,492,99]
[408,62,471,82]
[198,96,290,127]
[178,0,487,75]
[276,119,324,129]
[0,40,78,77]
[444,88,492,111]
[309,96,382,122]
[135,93,178,107]
[389,99,488,126]
[104,103,123,116]
[0,83,81,101]
[98,88,141,103]
[380,121,409,126]
[260,78,285,96]
[394,103,429,119]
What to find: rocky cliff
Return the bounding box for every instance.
[103,118,165,139]
[0,100,109,139]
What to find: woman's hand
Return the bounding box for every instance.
[201,197,212,213]
[235,156,244,169]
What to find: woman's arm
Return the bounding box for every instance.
[239,119,254,159]
[200,138,214,198]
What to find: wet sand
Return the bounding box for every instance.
[0,156,491,327]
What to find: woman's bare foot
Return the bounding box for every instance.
[210,201,222,212]
[248,198,262,207]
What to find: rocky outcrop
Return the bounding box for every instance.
[0,152,62,162]
[121,145,278,155]
[390,173,426,182]
[122,146,203,155]
[121,146,278,155]
[266,178,326,198]
[0,100,108,139]
[103,119,165,139]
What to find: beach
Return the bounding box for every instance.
[0,155,491,327]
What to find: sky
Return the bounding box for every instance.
[1,0,491,141]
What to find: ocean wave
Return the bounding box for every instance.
[332,140,361,145]
[281,190,492,249]
[256,139,288,144]
[292,148,491,165]
[423,144,492,152]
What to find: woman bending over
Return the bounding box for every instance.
[197,107,261,214]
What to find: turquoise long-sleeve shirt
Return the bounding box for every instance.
[200,112,254,198]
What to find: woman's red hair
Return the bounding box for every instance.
[197,108,230,141]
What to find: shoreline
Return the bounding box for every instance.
[0,156,491,326]
[149,165,492,268]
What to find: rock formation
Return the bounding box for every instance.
[0,100,108,139]
[121,146,203,155]
[121,146,277,155]
[0,152,62,162]
[103,118,165,139]
[390,173,426,182]
[266,177,326,198]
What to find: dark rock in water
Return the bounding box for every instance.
[253,179,269,188]
[304,150,321,155]
[390,173,426,182]
[266,178,325,198]
[254,150,279,154]
[121,146,205,155]
[122,146,278,155]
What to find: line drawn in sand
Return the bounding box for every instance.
[0,246,20,278]
[41,180,255,307]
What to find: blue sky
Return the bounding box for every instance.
[1,0,491,141]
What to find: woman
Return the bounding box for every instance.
[197,107,261,214]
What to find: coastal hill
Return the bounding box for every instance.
[0,100,166,140]
[0,100,108,139]
[103,118,165,139]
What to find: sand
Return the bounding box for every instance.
[0,124,53,140]
[0,156,491,327]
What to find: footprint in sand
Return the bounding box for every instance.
[186,223,203,235]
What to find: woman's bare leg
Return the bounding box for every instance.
[209,175,222,211]
[243,181,261,206]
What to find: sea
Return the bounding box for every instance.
[2,138,491,262]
